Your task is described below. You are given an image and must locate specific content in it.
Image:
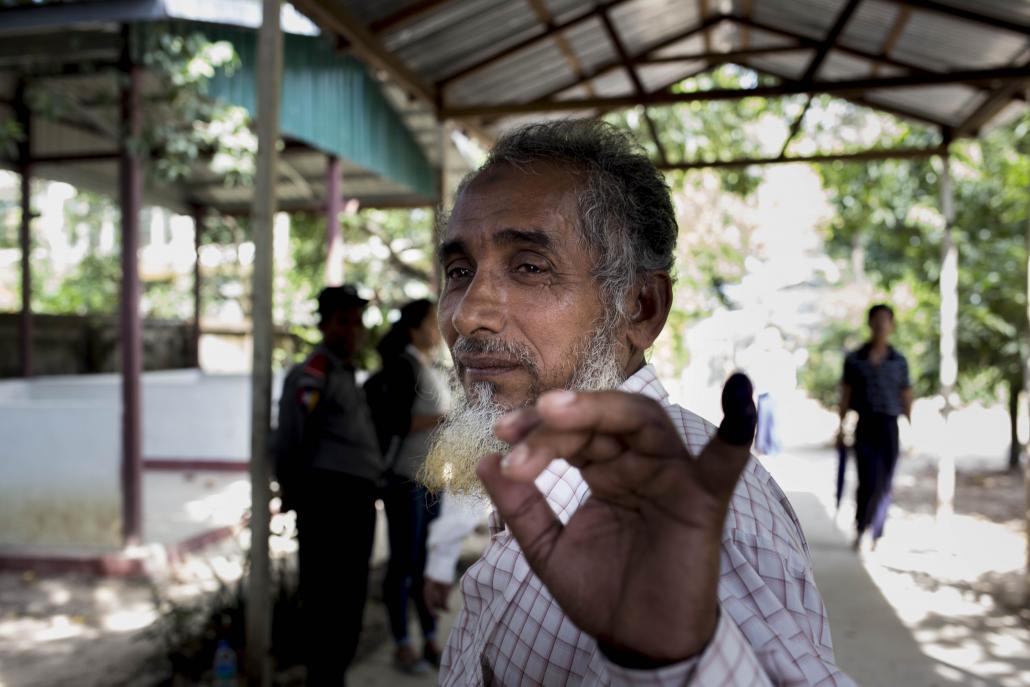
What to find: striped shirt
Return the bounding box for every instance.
[439,365,854,686]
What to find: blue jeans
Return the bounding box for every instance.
[382,477,442,645]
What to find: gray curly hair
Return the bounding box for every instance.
[450,119,677,322]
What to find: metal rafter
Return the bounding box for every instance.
[442,65,1030,118]
[732,15,924,78]
[739,0,753,55]
[698,0,713,54]
[369,0,454,34]
[660,143,947,170]
[956,58,1030,136]
[515,15,728,115]
[641,46,808,64]
[436,0,633,88]
[748,62,951,130]
[729,14,1025,101]
[598,8,668,165]
[801,0,864,83]
[291,0,437,107]
[525,0,597,97]
[551,11,965,107]
[871,5,912,77]
[880,0,1030,37]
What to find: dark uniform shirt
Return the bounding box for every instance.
[843,343,911,417]
[274,344,383,483]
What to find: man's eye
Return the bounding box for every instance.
[446,266,473,281]
[516,263,546,274]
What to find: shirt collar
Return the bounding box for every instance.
[617,363,670,406]
[857,342,898,360]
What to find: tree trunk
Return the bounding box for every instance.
[1010,378,1022,471]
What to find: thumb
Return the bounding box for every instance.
[696,373,756,498]
[477,453,563,575]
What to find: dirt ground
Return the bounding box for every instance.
[890,455,1028,611]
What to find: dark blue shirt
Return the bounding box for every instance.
[843,344,910,417]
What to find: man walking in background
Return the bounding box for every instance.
[839,303,913,551]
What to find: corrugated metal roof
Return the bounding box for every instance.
[865,84,987,126]
[446,39,572,106]
[840,0,906,56]
[303,0,1029,146]
[891,9,1028,71]
[608,0,704,55]
[562,17,617,74]
[637,60,707,92]
[748,50,814,81]
[384,0,544,80]
[750,0,840,41]
[7,0,1030,194]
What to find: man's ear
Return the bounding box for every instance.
[625,271,672,353]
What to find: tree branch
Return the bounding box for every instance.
[355,220,433,284]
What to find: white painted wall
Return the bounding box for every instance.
[0,369,288,549]
[0,401,121,549]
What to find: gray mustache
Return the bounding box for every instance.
[452,337,538,372]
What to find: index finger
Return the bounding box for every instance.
[499,390,679,483]
[536,389,675,443]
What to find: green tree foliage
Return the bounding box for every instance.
[140,27,254,185]
[33,189,120,315]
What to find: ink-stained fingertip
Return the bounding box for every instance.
[717,372,757,446]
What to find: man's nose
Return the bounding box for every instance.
[451,269,506,338]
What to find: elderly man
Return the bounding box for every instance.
[421,120,852,686]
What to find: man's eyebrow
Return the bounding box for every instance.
[439,239,466,262]
[493,228,553,249]
[438,229,555,262]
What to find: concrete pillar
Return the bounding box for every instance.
[1024,147,1030,603]
[192,205,204,369]
[325,154,343,285]
[118,25,144,546]
[15,79,32,378]
[246,0,282,681]
[937,147,958,520]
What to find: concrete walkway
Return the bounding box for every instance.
[766,449,1018,687]
[788,490,960,686]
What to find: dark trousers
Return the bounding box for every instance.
[381,477,441,646]
[296,469,377,686]
[854,413,900,540]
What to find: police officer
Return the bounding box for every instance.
[273,285,382,686]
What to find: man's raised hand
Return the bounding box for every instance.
[476,373,757,667]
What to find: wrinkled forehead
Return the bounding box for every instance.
[444,161,587,248]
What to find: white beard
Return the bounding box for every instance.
[420,324,626,495]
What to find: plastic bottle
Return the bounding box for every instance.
[213,639,238,687]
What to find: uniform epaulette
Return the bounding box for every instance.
[303,353,330,379]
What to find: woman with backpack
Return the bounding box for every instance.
[366,299,449,673]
